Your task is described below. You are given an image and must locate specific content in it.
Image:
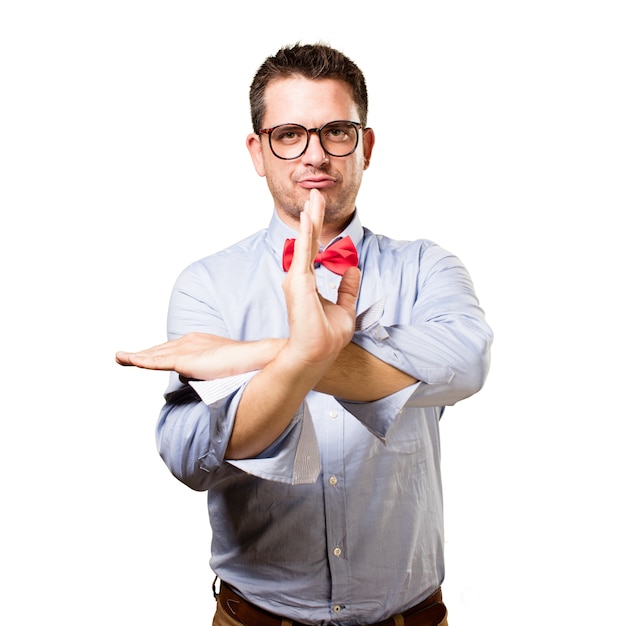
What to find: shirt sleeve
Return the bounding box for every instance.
[154,261,233,491]
[156,259,321,488]
[190,377,321,485]
[342,242,493,438]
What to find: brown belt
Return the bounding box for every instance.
[216,582,447,626]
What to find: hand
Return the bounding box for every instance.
[116,333,284,380]
[225,190,360,459]
[281,189,360,366]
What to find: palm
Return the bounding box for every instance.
[282,190,360,365]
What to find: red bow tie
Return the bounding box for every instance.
[282,236,358,275]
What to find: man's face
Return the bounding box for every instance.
[247,76,374,237]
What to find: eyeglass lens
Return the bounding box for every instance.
[269,122,359,159]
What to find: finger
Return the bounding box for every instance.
[116,346,164,366]
[308,188,325,244]
[336,266,361,312]
[116,352,176,372]
[293,189,324,269]
[290,203,314,273]
[115,347,177,370]
[115,351,135,366]
[117,336,184,360]
[116,351,148,367]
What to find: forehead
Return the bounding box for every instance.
[262,76,359,127]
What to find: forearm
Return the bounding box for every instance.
[315,341,417,401]
[222,338,414,403]
[226,341,336,460]
[351,317,492,407]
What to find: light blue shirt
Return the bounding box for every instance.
[157,210,493,625]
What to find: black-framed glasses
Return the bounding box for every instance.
[257,120,363,160]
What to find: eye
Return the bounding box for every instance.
[273,125,306,144]
[324,123,354,143]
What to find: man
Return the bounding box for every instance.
[117,43,493,626]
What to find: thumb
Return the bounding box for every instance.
[336,266,361,312]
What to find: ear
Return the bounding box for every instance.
[246,133,266,177]
[362,127,375,170]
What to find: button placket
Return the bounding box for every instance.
[319,400,350,613]
[307,393,351,616]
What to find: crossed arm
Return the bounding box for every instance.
[116,190,416,459]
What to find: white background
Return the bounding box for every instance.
[1,1,624,624]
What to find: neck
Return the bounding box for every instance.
[275,207,356,246]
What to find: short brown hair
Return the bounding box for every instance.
[249,43,369,133]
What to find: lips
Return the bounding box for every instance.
[298,176,336,189]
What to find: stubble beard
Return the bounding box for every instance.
[269,171,362,229]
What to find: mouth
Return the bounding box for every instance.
[298,176,336,190]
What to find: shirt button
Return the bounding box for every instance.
[333,546,342,557]
[374,327,387,340]
[329,475,338,486]
[333,605,342,613]
[329,410,338,419]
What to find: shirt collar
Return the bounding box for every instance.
[267,209,364,261]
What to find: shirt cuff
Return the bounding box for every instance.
[228,402,321,485]
[352,298,454,385]
[337,382,422,440]
[190,372,258,405]
[190,376,321,485]
[346,297,451,437]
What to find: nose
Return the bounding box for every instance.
[302,131,328,167]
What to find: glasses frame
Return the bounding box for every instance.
[257,120,363,160]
